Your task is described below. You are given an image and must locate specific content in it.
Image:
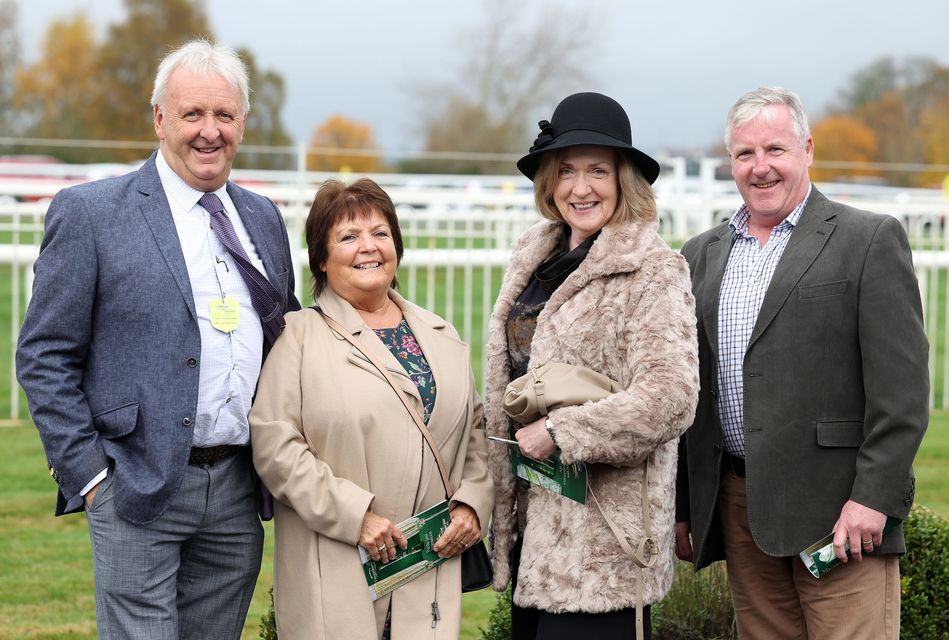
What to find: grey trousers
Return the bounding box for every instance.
[85,451,264,640]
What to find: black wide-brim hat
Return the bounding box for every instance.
[516,92,660,184]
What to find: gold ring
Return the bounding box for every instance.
[378,545,387,552]
[862,539,873,545]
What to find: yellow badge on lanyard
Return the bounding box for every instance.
[210,296,240,333]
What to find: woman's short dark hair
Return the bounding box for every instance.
[532,147,657,225]
[306,178,404,298]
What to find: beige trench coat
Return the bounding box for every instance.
[250,288,494,640]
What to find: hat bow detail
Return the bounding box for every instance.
[529,119,556,153]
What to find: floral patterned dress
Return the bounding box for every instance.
[373,319,437,423]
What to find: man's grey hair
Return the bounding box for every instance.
[724,87,809,150]
[150,38,250,115]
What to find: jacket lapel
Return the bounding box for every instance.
[136,156,197,322]
[701,225,733,359]
[748,190,837,349]
[317,289,424,406]
[227,184,280,286]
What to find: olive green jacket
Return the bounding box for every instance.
[676,188,929,567]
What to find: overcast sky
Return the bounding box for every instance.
[15,0,949,159]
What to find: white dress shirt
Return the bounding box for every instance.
[156,151,265,447]
[716,186,811,457]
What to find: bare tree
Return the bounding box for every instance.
[409,0,602,173]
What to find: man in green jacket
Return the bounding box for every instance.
[675,86,929,639]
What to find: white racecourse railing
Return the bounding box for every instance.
[1,158,947,423]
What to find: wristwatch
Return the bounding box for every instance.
[544,417,557,444]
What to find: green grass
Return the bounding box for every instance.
[916,411,949,515]
[1,413,945,639]
[462,590,501,639]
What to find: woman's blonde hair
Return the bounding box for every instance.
[531,147,657,225]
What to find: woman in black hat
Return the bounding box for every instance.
[483,93,700,639]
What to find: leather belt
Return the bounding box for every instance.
[723,453,746,478]
[188,445,244,466]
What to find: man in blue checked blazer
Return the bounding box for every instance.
[674,87,928,639]
[16,39,299,639]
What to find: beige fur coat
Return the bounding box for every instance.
[486,218,699,612]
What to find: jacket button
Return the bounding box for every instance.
[713,443,722,454]
[186,356,198,367]
[182,417,193,427]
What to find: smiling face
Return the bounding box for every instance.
[728,104,813,228]
[320,208,398,306]
[154,67,245,191]
[553,145,619,249]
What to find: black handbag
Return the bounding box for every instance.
[318,309,494,592]
[460,539,493,592]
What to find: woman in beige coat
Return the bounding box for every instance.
[486,93,699,639]
[250,178,493,640]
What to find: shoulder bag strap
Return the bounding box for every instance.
[316,307,455,498]
[588,462,656,640]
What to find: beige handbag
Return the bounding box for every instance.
[502,362,656,640]
[502,362,623,424]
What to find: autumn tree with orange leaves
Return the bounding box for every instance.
[809,114,880,183]
[5,0,291,167]
[307,114,383,173]
[827,56,949,186]
[13,14,100,162]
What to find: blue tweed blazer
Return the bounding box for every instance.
[16,152,300,524]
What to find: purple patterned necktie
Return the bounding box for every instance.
[199,192,286,346]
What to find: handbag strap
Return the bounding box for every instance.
[530,367,549,416]
[316,307,456,498]
[588,460,656,640]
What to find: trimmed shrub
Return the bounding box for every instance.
[259,587,277,640]
[901,504,949,639]
[477,566,736,640]
[652,561,736,640]
[479,587,512,640]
